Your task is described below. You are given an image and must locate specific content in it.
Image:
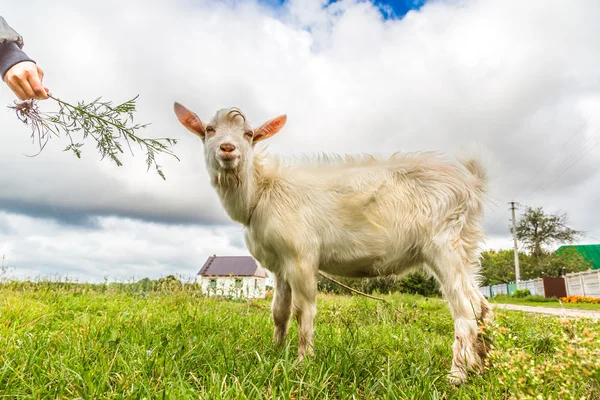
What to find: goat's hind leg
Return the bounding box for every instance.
[272,274,292,347]
[430,249,489,384]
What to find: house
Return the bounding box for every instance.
[197,255,269,299]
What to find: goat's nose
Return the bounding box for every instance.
[220,143,236,153]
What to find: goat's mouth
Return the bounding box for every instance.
[217,152,240,169]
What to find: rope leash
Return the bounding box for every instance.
[318,271,389,303]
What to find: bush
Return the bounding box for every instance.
[524,295,559,303]
[513,289,531,298]
[317,271,441,297]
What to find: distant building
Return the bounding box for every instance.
[556,244,600,270]
[197,255,268,299]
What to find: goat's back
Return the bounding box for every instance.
[247,151,487,276]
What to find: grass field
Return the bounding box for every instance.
[1,283,599,399]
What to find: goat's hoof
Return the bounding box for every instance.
[273,331,287,348]
[447,370,467,385]
[297,350,314,362]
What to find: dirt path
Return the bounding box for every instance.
[492,303,600,320]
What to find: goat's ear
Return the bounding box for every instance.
[174,102,206,139]
[253,115,287,143]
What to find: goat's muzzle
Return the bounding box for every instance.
[219,152,238,162]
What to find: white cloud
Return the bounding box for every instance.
[0,0,599,280]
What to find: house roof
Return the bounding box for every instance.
[198,255,268,277]
[557,244,600,270]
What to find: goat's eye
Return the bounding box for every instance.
[244,131,254,140]
[206,126,215,134]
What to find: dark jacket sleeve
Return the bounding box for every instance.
[0,16,35,80]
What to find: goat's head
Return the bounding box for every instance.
[174,103,286,175]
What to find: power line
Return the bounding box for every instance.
[488,119,596,231]
[519,117,591,197]
[582,233,600,243]
[526,126,600,198]
[533,130,600,195]
[485,118,598,242]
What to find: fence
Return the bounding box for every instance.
[480,271,600,299]
[492,283,508,296]
[564,269,600,297]
[519,278,543,296]
[480,280,540,299]
[479,285,491,298]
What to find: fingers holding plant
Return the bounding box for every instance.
[4,61,49,101]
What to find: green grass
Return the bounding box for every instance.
[1,284,599,399]
[489,295,600,311]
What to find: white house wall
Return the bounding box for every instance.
[199,276,266,299]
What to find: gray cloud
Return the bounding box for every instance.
[0,211,248,282]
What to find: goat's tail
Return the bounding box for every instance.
[457,148,488,195]
[462,158,487,186]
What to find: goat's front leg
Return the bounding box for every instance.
[272,274,292,347]
[289,268,317,361]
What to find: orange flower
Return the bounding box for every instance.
[560,296,600,304]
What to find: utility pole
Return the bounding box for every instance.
[509,201,521,289]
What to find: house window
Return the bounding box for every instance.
[254,279,258,289]
[235,278,243,288]
[209,279,217,289]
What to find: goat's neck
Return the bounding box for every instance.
[213,161,262,226]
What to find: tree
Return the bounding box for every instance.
[514,206,581,259]
[528,247,591,278]
[480,249,535,285]
[480,249,517,285]
[479,247,591,285]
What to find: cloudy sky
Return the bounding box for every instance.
[0,0,599,282]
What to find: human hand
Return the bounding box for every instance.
[3,61,49,101]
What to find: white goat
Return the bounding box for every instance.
[174,103,491,383]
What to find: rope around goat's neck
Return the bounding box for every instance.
[318,271,389,303]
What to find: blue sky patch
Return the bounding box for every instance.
[258,0,426,19]
[373,0,427,18]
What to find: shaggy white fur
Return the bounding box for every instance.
[174,104,492,384]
